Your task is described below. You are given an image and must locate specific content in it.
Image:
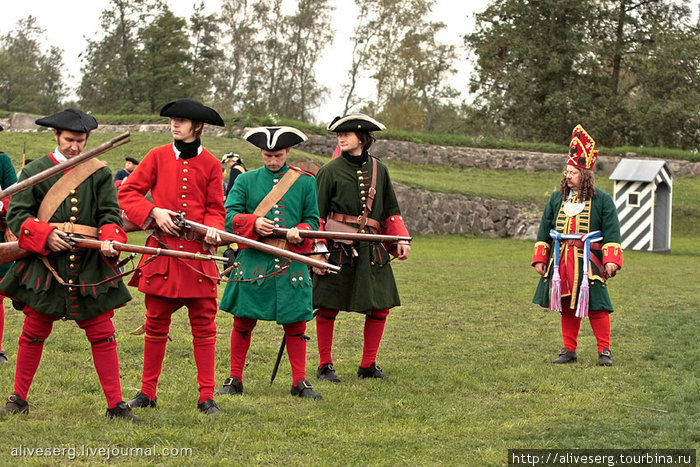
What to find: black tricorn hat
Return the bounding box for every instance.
[160,98,225,127]
[327,113,386,132]
[125,157,139,165]
[35,108,98,133]
[243,126,307,151]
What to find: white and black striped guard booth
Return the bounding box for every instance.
[609,159,673,252]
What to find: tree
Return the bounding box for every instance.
[0,16,66,114]
[188,2,225,102]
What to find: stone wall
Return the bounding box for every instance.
[298,134,700,176]
[394,183,540,240]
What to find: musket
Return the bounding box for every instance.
[271,228,412,243]
[0,236,228,266]
[0,132,131,200]
[172,216,341,273]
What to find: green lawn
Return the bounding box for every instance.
[0,232,697,465]
[0,131,697,465]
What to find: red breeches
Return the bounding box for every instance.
[14,307,122,408]
[560,298,611,352]
[141,295,217,403]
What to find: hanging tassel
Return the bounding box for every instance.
[549,267,562,312]
[576,274,590,318]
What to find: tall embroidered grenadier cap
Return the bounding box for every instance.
[568,124,598,170]
[243,126,307,151]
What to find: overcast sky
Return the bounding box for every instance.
[28,0,700,124]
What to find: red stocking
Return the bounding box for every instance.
[230,317,257,380]
[79,311,122,409]
[315,308,338,367]
[589,310,611,352]
[361,309,390,368]
[284,321,308,385]
[13,308,54,399]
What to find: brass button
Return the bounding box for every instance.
[181,195,186,199]
[182,186,187,190]
[68,279,74,284]
[274,264,280,269]
[68,287,75,292]
[146,280,150,285]
[70,198,78,205]
[211,288,216,292]
[33,218,40,222]
[179,245,184,250]
[71,206,78,213]
[182,178,188,182]
[359,183,365,187]
[198,279,203,283]
[24,229,30,235]
[361,197,366,201]
[183,161,188,165]
[69,263,76,269]
[273,204,279,208]
[69,216,77,222]
[69,255,76,261]
[356,170,362,174]
[274,210,280,214]
[182,203,188,207]
[164,276,168,280]
[69,189,76,195]
[183,168,189,173]
[274,217,279,222]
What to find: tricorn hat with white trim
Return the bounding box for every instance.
[327,113,386,132]
[35,108,98,133]
[243,126,307,151]
[160,98,225,127]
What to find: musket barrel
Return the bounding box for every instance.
[272,228,411,243]
[177,218,340,273]
[0,132,131,200]
[70,238,228,262]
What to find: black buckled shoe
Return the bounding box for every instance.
[0,350,8,364]
[127,392,157,409]
[357,363,386,379]
[216,377,243,395]
[197,399,221,415]
[316,363,341,383]
[106,401,144,423]
[2,393,29,415]
[598,348,613,366]
[552,347,578,364]
[291,380,322,399]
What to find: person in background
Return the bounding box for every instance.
[221,153,246,198]
[114,157,139,188]
[312,113,411,383]
[531,124,623,366]
[0,123,18,364]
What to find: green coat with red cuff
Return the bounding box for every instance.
[312,153,409,314]
[219,163,319,324]
[0,154,131,320]
[531,189,623,312]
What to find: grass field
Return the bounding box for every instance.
[0,131,697,465]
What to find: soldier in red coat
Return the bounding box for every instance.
[118,99,226,415]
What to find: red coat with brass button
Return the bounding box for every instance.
[118,143,225,298]
[0,153,131,320]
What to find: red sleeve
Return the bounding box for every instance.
[118,150,158,229]
[0,196,9,216]
[98,223,127,243]
[203,156,226,229]
[288,222,314,254]
[602,242,623,269]
[531,241,551,266]
[315,218,328,248]
[17,217,55,255]
[381,215,410,257]
[232,213,259,241]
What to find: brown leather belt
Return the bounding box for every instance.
[563,239,602,250]
[261,238,289,250]
[329,213,381,232]
[49,223,99,238]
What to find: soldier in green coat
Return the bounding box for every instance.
[0,123,18,364]
[217,126,323,399]
[0,109,139,421]
[313,114,411,382]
